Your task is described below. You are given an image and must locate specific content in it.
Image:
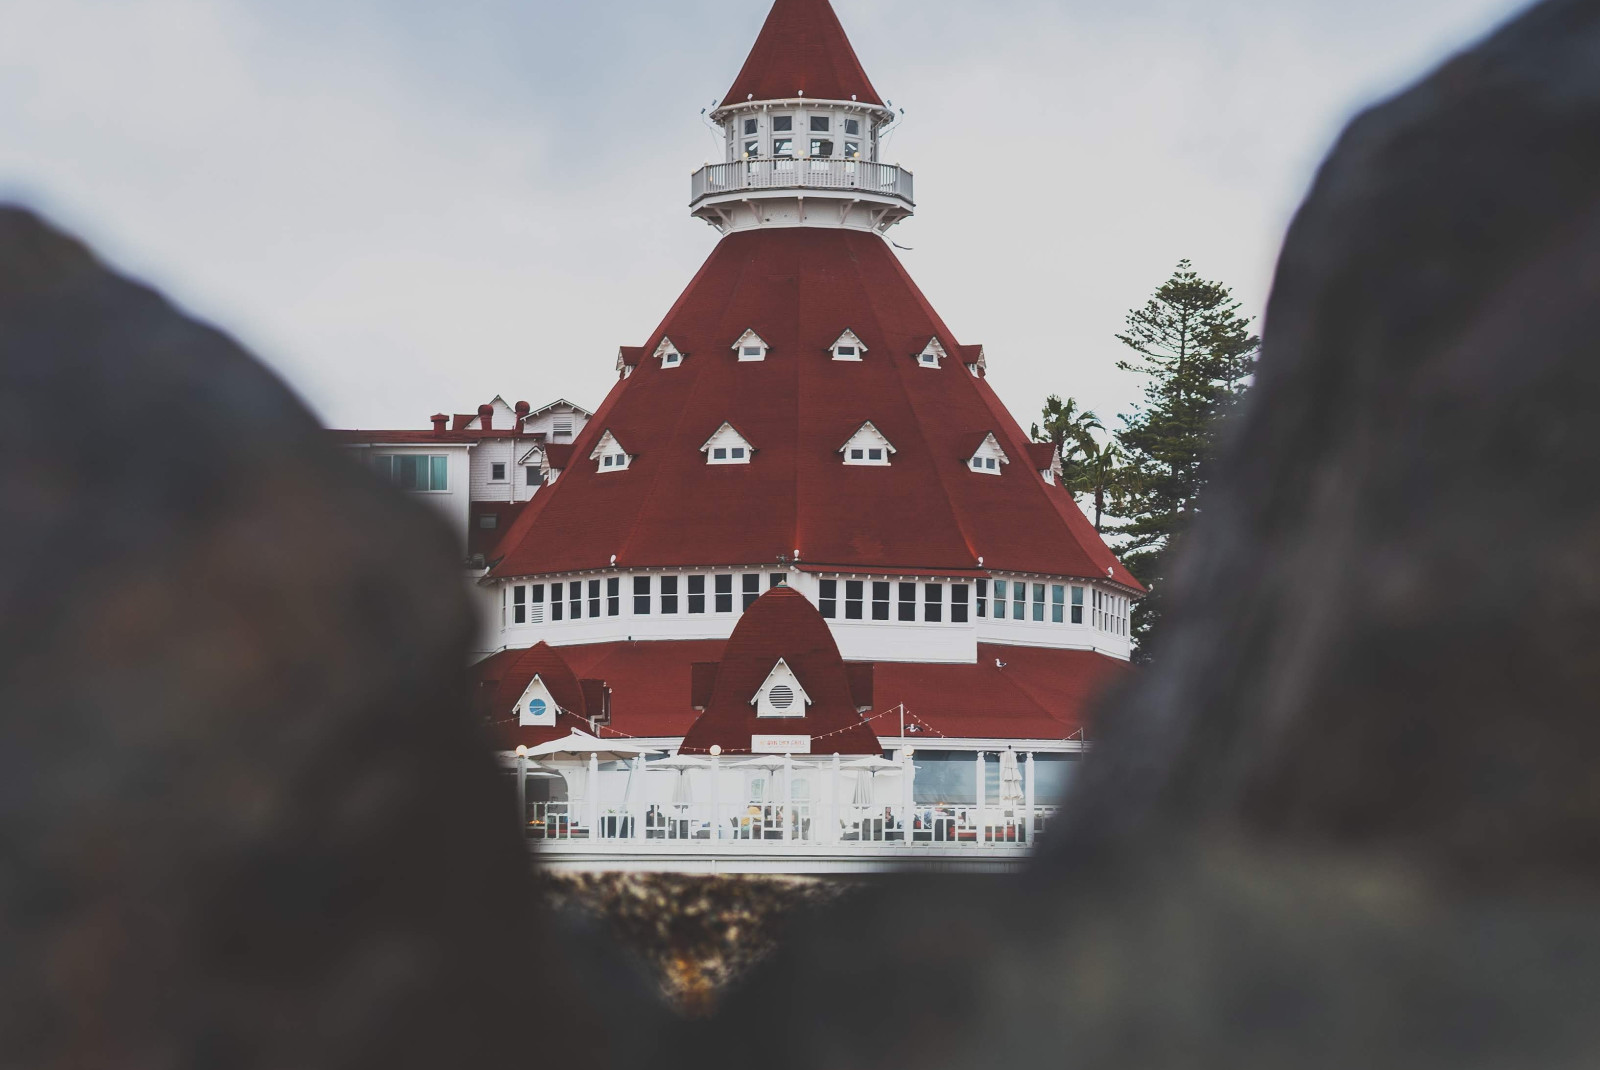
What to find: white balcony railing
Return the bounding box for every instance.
[691,158,914,207]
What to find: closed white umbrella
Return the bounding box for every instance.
[522,729,660,763]
[1000,748,1024,807]
[851,770,875,806]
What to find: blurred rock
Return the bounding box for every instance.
[703,0,1600,1065]
[0,208,648,1069]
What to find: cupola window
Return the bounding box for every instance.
[839,421,896,467]
[732,328,770,362]
[830,329,866,361]
[772,115,793,132]
[843,118,861,136]
[701,421,756,465]
[654,336,684,368]
[753,658,812,719]
[810,116,830,132]
[743,117,758,136]
[916,337,948,368]
[966,432,1010,475]
[589,429,632,473]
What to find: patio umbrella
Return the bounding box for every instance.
[851,769,875,806]
[521,729,660,763]
[671,767,695,806]
[840,755,904,773]
[1000,748,1025,807]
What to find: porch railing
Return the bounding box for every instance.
[691,158,914,207]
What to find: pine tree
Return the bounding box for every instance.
[1113,260,1259,656]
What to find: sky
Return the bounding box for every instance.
[0,0,1532,433]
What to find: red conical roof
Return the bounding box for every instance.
[723,0,884,107]
[489,227,1139,590]
[680,587,881,755]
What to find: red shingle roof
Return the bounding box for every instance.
[489,227,1140,590]
[723,0,884,107]
[472,637,1129,745]
[1026,442,1059,471]
[681,587,881,755]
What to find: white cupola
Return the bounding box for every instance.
[752,658,812,718]
[839,421,895,466]
[590,429,632,473]
[689,0,910,235]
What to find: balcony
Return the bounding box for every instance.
[691,158,914,209]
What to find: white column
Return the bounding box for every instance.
[828,752,842,844]
[515,750,528,833]
[711,753,722,840]
[901,748,914,845]
[1024,752,1036,844]
[781,755,793,841]
[588,752,601,838]
[974,751,985,844]
[632,755,645,842]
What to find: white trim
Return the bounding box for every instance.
[838,421,896,466]
[916,337,948,368]
[700,422,756,465]
[753,658,812,718]
[589,429,632,473]
[829,329,867,361]
[654,337,685,368]
[967,432,1009,475]
[733,328,770,362]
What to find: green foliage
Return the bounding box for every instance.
[1112,259,1259,657]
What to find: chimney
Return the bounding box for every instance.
[430,413,447,434]
[514,399,531,428]
[477,403,494,431]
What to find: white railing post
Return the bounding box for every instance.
[828,753,841,844]
[515,750,527,834]
[781,755,792,842]
[901,747,914,846]
[711,752,722,840]
[1025,752,1036,844]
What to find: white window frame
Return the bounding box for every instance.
[830,329,866,361]
[916,337,948,368]
[701,421,756,465]
[967,432,1010,476]
[654,336,684,368]
[589,429,632,473]
[732,328,770,362]
[752,658,812,719]
[839,421,896,467]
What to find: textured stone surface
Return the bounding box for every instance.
[701,0,1600,1065]
[0,209,656,1069]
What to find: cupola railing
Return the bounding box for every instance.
[691,158,914,207]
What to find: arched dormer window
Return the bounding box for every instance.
[966,432,1009,475]
[655,337,685,368]
[589,429,632,473]
[753,658,812,718]
[733,328,770,362]
[839,421,895,466]
[701,421,755,465]
[830,329,866,361]
[916,337,948,368]
[515,674,559,727]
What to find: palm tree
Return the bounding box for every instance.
[1030,395,1101,474]
[1069,437,1124,533]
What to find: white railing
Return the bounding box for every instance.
[522,800,1058,848]
[691,158,914,206]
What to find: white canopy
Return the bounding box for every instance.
[519,729,660,763]
[841,755,905,774]
[650,753,713,770]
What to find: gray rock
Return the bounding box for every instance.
[0,208,650,1069]
[703,0,1600,1065]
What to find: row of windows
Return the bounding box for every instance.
[744,114,863,136]
[372,454,448,492]
[818,578,1120,629]
[509,572,789,624]
[505,573,1130,637]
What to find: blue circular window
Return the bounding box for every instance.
[528,698,547,718]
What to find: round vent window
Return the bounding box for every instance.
[528,698,547,718]
[768,684,794,710]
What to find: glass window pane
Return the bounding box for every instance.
[1071,585,1084,624]
[810,115,829,131]
[772,137,793,156]
[810,139,833,157]
[844,118,860,135]
[924,583,943,623]
[872,581,890,621]
[430,455,448,490]
[844,141,860,159]
[845,579,863,620]
[743,118,758,135]
[819,579,837,618]
[634,575,651,614]
[772,115,792,131]
[951,584,969,624]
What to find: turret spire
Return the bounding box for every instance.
[723,0,884,107]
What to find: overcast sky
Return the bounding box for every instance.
[1,0,1530,431]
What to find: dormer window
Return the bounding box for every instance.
[733,329,770,362]
[701,421,755,465]
[589,430,632,473]
[917,338,948,368]
[967,432,1010,475]
[654,337,684,368]
[839,421,896,467]
[753,658,812,719]
[830,329,866,361]
[515,674,559,727]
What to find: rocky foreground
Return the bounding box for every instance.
[540,873,860,1015]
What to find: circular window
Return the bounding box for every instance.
[528,698,547,718]
[768,684,794,710]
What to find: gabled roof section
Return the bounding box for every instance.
[722,0,884,107]
[838,422,902,454]
[588,429,629,462]
[916,337,948,367]
[964,431,1010,465]
[960,344,986,375]
[1026,441,1062,479]
[526,397,594,419]
[732,328,770,361]
[654,336,685,365]
[700,421,757,453]
[616,346,645,374]
[752,657,813,717]
[829,328,866,360]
